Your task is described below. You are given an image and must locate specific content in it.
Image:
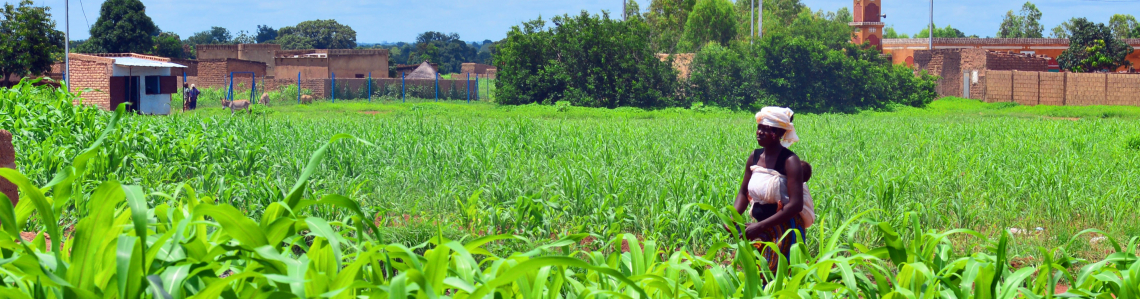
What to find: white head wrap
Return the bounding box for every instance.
[755,107,799,148]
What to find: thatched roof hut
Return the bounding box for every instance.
[405,62,438,79]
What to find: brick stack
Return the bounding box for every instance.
[0,130,17,206]
[197,59,268,88]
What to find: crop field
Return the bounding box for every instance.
[2,80,1140,297]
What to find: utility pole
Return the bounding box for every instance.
[750,0,754,44]
[65,0,69,93]
[623,0,627,20]
[758,0,763,39]
[929,0,934,50]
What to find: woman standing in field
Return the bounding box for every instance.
[731,107,817,272]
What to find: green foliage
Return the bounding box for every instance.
[1051,18,1078,38]
[151,32,185,59]
[255,25,277,43]
[272,34,315,50]
[495,12,678,108]
[915,23,967,38]
[1127,135,1140,151]
[86,0,158,54]
[408,32,477,74]
[184,26,232,47]
[686,33,937,112]
[276,19,357,49]
[1109,14,1140,39]
[0,0,64,85]
[0,92,1136,297]
[998,2,1043,38]
[677,0,738,52]
[644,0,697,53]
[884,25,909,38]
[1058,18,1135,72]
[780,8,857,49]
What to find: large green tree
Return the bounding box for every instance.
[997,2,1042,38]
[256,25,277,43]
[644,0,697,53]
[1108,14,1139,39]
[276,20,356,49]
[86,0,157,53]
[0,0,64,86]
[496,12,678,108]
[152,32,185,59]
[408,31,477,74]
[678,0,738,51]
[184,27,231,46]
[1057,18,1134,72]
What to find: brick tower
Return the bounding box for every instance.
[850,0,885,51]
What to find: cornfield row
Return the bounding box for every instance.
[1,79,1139,297]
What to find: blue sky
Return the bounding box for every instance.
[33,0,1138,43]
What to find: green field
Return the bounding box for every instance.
[3,81,1140,297]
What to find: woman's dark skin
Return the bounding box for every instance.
[730,123,807,240]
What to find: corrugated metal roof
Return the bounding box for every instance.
[112,57,186,68]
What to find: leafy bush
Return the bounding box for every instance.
[495,12,679,108]
[685,33,938,112]
[1127,134,1140,151]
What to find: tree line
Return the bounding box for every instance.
[495,0,938,112]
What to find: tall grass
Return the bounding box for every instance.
[1,80,1138,297]
[3,78,1138,258]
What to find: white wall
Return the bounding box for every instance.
[111,66,172,115]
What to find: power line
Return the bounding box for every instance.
[78,0,90,30]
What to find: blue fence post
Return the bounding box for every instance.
[475,75,479,101]
[401,72,405,103]
[228,73,234,102]
[331,72,336,103]
[251,75,257,103]
[368,72,372,102]
[466,73,471,104]
[435,73,439,101]
[297,72,301,104]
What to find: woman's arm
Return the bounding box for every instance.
[745,154,804,239]
[734,151,757,216]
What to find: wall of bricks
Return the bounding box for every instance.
[916,49,1050,99]
[196,59,267,88]
[1038,72,1065,105]
[1067,73,1106,106]
[1106,75,1140,106]
[986,71,1014,102]
[197,45,239,60]
[67,55,114,109]
[985,71,1140,106]
[1012,71,1040,105]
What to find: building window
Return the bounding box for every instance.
[870,28,877,33]
[145,76,161,95]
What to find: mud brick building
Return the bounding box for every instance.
[275,49,391,79]
[196,44,282,77]
[196,59,268,89]
[913,49,1049,98]
[63,53,186,114]
[459,63,497,79]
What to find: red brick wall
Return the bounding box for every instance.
[67,56,113,109]
[985,51,1049,72]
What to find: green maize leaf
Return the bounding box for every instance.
[285,134,374,210]
[194,204,269,249]
[0,169,62,260]
[67,180,125,292]
[0,193,19,239]
[146,274,174,299]
[304,217,345,271]
[116,235,144,299]
[189,271,264,299]
[123,185,150,267]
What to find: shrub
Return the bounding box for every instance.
[1127,134,1140,151]
[495,12,679,108]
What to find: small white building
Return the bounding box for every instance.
[65,54,187,115]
